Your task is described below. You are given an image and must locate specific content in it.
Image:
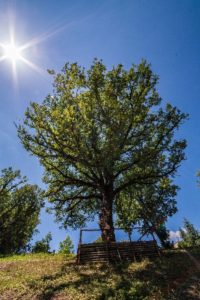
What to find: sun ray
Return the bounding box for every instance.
[18,8,93,53]
[0,33,46,82]
[19,56,48,78]
[11,59,18,87]
[0,55,7,63]
[19,21,74,52]
[0,14,84,82]
[9,24,15,45]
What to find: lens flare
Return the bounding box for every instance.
[0,35,45,84]
[0,15,74,83]
[2,42,21,62]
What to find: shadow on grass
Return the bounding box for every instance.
[27,251,198,300]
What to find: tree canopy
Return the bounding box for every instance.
[58,235,74,254]
[116,178,178,247]
[18,59,187,241]
[32,232,52,253]
[179,219,200,248]
[0,167,43,254]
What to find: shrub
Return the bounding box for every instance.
[32,232,52,253]
[58,235,74,254]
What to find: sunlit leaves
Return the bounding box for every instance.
[18,59,187,231]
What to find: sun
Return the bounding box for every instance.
[2,42,22,63]
[0,33,44,82]
[0,37,26,83]
[0,17,70,83]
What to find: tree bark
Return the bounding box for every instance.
[99,187,116,242]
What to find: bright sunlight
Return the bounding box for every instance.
[2,42,22,62]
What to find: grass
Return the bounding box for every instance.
[0,249,199,299]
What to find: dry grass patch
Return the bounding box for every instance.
[0,250,199,299]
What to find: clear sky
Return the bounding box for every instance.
[0,0,200,250]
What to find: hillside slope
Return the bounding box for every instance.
[0,249,200,300]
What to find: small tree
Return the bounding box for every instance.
[58,235,74,254]
[18,59,187,242]
[179,219,200,248]
[32,232,52,253]
[116,177,177,248]
[0,168,43,254]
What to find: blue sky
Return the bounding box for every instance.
[0,0,200,250]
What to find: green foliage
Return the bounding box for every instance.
[179,219,200,248]
[32,232,52,253]
[116,178,176,248]
[18,59,187,238]
[155,224,172,249]
[58,235,74,254]
[0,167,43,254]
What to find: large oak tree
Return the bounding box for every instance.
[18,60,187,241]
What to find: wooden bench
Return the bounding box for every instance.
[77,240,160,264]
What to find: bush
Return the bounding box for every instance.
[32,232,52,253]
[58,235,74,254]
[178,219,200,248]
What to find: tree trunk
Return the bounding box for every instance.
[155,228,170,249]
[99,188,115,242]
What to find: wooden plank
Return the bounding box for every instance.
[77,240,159,264]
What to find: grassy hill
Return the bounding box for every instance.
[0,249,200,300]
